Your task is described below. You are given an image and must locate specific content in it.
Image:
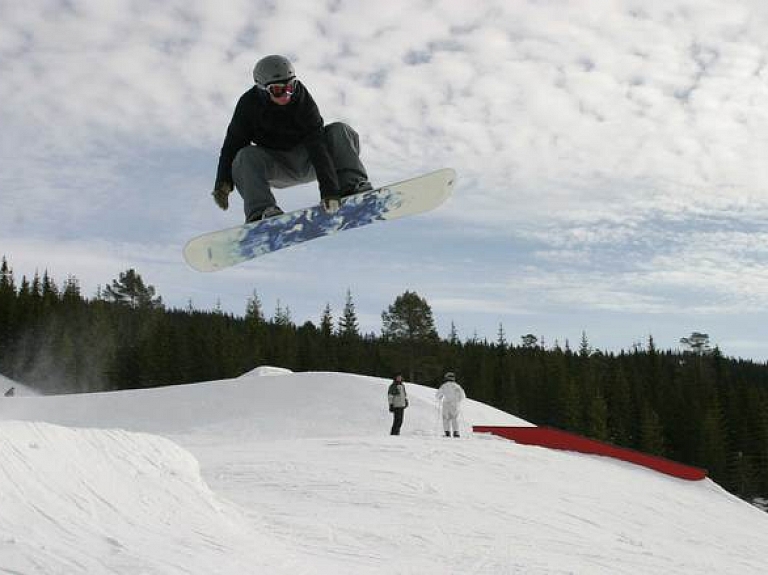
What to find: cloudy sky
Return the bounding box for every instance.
[3,0,768,360]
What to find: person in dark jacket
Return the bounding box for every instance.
[212,54,372,222]
[387,374,409,436]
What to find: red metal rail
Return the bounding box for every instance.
[473,425,707,481]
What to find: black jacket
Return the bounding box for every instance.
[215,82,339,198]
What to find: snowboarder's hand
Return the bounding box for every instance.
[321,196,341,215]
[212,182,233,210]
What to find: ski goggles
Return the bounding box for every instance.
[265,79,296,98]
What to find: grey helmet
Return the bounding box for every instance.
[253,55,296,88]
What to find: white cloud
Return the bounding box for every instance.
[432,296,535,317]
[5,1,768,215]
[2,0,768,359]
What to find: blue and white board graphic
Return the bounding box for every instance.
[184,168,456,272]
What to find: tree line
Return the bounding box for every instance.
[1,257,767,502]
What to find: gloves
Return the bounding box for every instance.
[389,406,394,413]
[212,182,234,210]
[321,196,341,214]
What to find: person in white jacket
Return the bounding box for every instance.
[436,372,466,438]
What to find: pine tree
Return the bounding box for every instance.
[493,325,517,412]
[273,300,292,326]
[15,276,33,351]
[496,324,507,350]
[448,322,459,345]
[62,275,81,304]
[698,397,728,479]
[605,362,633,445]
[103,269,163,309]
[647,334,657,355]
[318,303,337,370]
[245,290,265,324]
[381,290,437,342]
[0,258,13,293]
[30,271,43,319]
[335,290,361,373]
[0,258,16,360]
[586,391,609,441]
[381,290,438,381]
[579,331,592,358]
[680,332,712,355]
[443,321,462,380]
[558,375,582,432]
[320,303,334,338]
[41,271,59,309]
[639,404,666,456]
[338,289,360,339]
[244,290,266,367]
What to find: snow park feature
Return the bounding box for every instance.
[473,426,708,481]
[1,368,767,574]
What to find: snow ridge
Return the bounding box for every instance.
[0,421,287,574]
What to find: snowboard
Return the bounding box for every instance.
[183,168,456,272]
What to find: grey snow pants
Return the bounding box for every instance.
[231,122,369,221]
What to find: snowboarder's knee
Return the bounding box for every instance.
[233,146,270,170]
[325,122,359,147]
[325,121,353,134]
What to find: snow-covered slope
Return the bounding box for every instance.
[1,369,767,574]
[0,421,294,574]
[0,370,528,437]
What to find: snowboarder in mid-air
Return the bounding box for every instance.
[436,372,466,437]
[183,55,453,271]
[212,54,372,223]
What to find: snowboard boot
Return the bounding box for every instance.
[247,205,284,223]
[341,180,374,198]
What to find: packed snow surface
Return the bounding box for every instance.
[1,369,767,574]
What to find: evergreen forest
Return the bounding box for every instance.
[1,257,767,504]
